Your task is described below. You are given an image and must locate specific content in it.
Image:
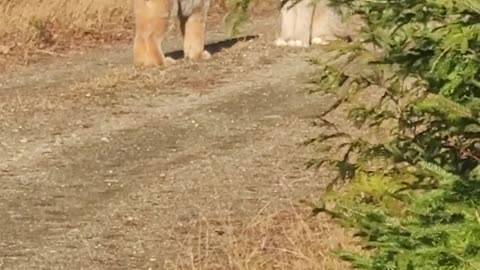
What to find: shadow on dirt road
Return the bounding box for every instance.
[167,35,259,60]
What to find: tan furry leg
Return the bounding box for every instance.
[180,10,210,60]
[133,36,148,66]
[133,0,174,66]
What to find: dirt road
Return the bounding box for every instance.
[0,16,337,269]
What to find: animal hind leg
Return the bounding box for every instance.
[311,0,341,45]
[180,9,211,61]
[290,0,314,47]
[275,1,297,47]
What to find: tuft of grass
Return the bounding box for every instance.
[170,207,361,270]
[0,0,135,69]
[0,0,134,46]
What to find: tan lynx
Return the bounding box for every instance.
[275,0,358,47]
[133,0,211,67]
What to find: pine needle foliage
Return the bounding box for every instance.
[223,0,252,37]
[223,0,480,268]
[305,0,480,269]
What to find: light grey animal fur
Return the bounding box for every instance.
[275,0,353,47]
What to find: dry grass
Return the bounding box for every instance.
[0,0,133,69]
[170,207,360,270]
[0,0,132,39]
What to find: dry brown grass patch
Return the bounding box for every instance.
[0,0,133,69]
[171,207,360,270]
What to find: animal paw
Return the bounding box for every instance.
[296,40,309,48]
[287,40,309,48]
[274,38,288,47]
[164,57,176,66]
[312,37,330,45]
[201,50,212,60]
